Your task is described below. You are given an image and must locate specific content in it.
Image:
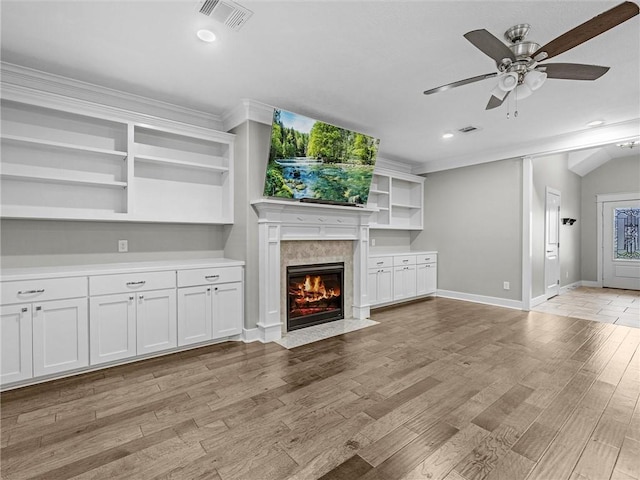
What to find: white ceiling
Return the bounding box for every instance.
[1,1,639,173]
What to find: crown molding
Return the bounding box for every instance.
[375,157,416,174]
[0,62,224,131]
[223,99,274,131]
[413,117,640,174]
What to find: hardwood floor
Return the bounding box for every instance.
[2,296,639,480]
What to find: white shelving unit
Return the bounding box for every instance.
[367,167,424,230]
[0,91,234,224]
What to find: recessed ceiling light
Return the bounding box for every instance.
[197,29,217,43]
[586,119,604,127]
[442,132,454,139]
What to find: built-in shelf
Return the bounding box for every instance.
[1,134,127,159]
[367,167,424,230]
[134,154,228,172]
[0,92,235,224]
[0,164,127,189]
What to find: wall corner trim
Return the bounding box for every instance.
[223,99,274,131]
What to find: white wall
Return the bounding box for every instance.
[411,158,523,302]
[369,229,411,254]
[581,153,640,282]
[532,153,581,298]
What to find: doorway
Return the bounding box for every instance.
[545,187,561,299]
[601,197,640,290]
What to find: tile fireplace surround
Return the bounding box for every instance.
[252,199,375,342]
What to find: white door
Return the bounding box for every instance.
[90,293,136,365]
[32,298,88,377]
[603,200,640,289]
[0,304,33,384]
[212,282,243,339]
[136,289,177,355]
[545,188,561,299]
[177,286,212,346]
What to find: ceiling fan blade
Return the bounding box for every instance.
[486,90,510,110]
[533,1,640,61]
[423,72,498,95]
[540,63,610,80]
[464,29,516,64]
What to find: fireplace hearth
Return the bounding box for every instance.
[287,262,344,331]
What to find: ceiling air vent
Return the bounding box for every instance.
[458,125,481,134]
[198,0,253,31]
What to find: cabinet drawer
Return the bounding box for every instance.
[368,257,393,269]
[2,277,87,305]
[393,255,416,266]
[90,271,175,296]
[417,253,437,264]
[177,266,243,288]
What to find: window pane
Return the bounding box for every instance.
[614,208,640,259]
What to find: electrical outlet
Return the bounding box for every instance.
[118,240,128,253]
[371,238,376,246]
[503,281,510,290]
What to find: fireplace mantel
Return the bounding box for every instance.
[251,199,374,342]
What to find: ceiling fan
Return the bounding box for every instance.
[423,1,640,110]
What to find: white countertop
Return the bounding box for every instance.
[369,251,437,257]
[1,258,245,282]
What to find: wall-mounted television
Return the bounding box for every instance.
[263,108,379,206]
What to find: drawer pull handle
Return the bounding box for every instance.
[18,289,45,295]
[205,275,220,280]
[425,257,431,261]
[318,217,326,222]
[129,296,134,301]
[126,281,146,286]
[35,306,42,311]
[403,259,409,263]
[139,294,144,300]
[337,219,343,223]
[376,261,384,265]
[207,288,211,292]
[21,307,28,313]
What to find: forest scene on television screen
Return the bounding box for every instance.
[264,109,379,205]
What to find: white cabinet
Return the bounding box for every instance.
[0,304,33,384]
[89,293,137,365]
[89,272,177,365]
[394,265,417,301]
[368,252,437,307]
[33,298,88,377]
[0,92,234,224]
[177,266,244,346]
[178,286,212,346]
[367,168,424,230]
[416,255,437,297]
[1,277,88,385]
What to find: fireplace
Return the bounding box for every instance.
[287,262,344,331]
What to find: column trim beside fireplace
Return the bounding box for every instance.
[252,199,375,342]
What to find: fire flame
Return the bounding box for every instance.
[291,275,340,305]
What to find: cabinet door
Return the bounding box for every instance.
[212,282,243,339]
[368,269,379,306]
[405,265,417,298]
[393,267,405,301]
[0,304,33,384]
[417,263,437,296]
[177,286,212,346]
[90,293,136,365]
[378,268,394,304]
[33,298,88,377]
[394,266,417,300]
[136,289,177,355]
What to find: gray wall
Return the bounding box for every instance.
[581,153,640,281]
[411,158,523,301]
[532,153,582,298]
[0,219,225,268]
[224,120,271,330]
[370,229,411,254]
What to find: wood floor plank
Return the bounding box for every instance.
[1,294,638,480]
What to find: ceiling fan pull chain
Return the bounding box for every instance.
[514,89,519,118]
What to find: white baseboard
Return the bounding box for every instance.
[581,280,600,288]
[531,294,547,308]
[560,281,582,295]
[436,289,523,310]
[242,328,261,343]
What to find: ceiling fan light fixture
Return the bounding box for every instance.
[524,70,547,91]
[196,29,217,43]
[498,72,518,92]
[515,83,533,100]
[442,132,454,139]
